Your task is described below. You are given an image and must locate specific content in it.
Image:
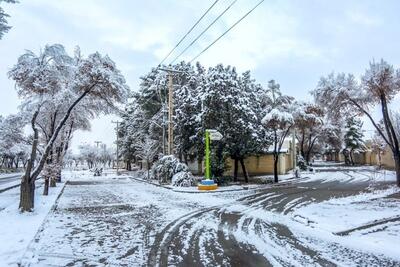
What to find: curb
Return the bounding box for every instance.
[0,182,20,193]
[334,215,400,236]
[0,177,45,194]
[128,176,304,194]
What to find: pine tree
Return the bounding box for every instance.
[196,65,263,182]
[344,117,365,165]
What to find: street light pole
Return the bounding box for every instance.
[111,120,121,175]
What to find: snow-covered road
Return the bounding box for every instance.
[26,169,400,266]
[0,173,22,185]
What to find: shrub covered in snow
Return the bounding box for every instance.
[171,171,196,187]
[150,155,193,185]
[297,155,308,171]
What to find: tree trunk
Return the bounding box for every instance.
[43,177,49,195]
[179,151,183,162]
[273,129,280,183]
[305,152,311,165]
[349,149,354,165]
[273,153,279,183]
[147,160,150,180]
[393,151,400,187]
[19,109,40,212]
[50,177,56,187]
[233,158,238,182]
[19,177,35,211]
[300,132,305,159]
[343,150,350,165]
[378,152,382,169]
[239,158,249,183]
[197,158,203,176]
[56,169,62,182]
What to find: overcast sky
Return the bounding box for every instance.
[1,0,400,152]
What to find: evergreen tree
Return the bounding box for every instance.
[344,117,365,165]
[196,65,263,182]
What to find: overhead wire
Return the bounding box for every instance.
[157,0,220,66]
[169,0,237,65]
[147,0,264,112]
[189,0,264,63]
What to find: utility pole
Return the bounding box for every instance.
[292,129,296,169]
[111,121,121,175]
[158,67,186,155]
[167,74,174,155]
[94,141,101,148]
[162,103,167,155]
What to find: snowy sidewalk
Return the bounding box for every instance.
[0,180,65,266]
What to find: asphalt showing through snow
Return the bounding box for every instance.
[147,177,398,267]
[30,170,400,267]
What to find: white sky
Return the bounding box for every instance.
[1,0,400,152]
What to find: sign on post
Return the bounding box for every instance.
[209,131,223,141]
[204,129,223,180]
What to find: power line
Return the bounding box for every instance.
[158,0,220,66]
[170,0,237,65]
[136,67,187,111]
[189,0,264,63]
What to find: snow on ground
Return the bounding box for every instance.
[0,172,24,179]
[0,172,23,191]
[3,167,399,266]
[131,171,295,193]
[27,170,254,266]
[287,169,400,261]
[0,181,65,266]
[304,167,395,184]
[292,186,400,232]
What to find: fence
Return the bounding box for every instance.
[327,146,395,170]
[188,152,294,177]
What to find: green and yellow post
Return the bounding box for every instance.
[205,129,211,180]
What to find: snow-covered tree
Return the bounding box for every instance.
[370,133,385,169]
[119,101,144,170]
[123,62,291,184]
[196,65,264,182]
[78,144,98,169]
[313,60,400,186]
[0,0,17,40]
[150,155,191,184]
[0,114,29,169]
[261,80,294,183]
[134,136,159,179]
[293,102,324,164]
[344,117,365,165]
[173,62,201,164]
[318,118,344,161]
[9,44,129,211]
